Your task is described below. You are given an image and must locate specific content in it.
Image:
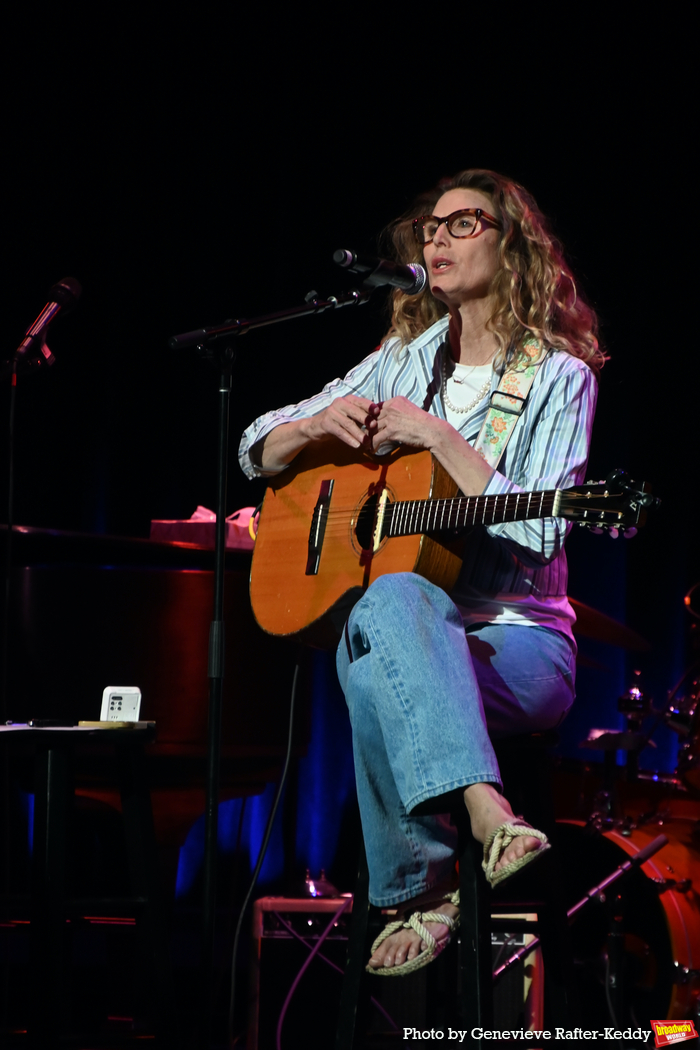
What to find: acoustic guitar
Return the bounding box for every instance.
[249,438,652,648]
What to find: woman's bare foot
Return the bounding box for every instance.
[464,782,543,872]
[368,786,545,970]
[366,888,459,971]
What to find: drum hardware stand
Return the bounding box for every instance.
[618,676,653,783]
[605,890,626,1028]
[663,657,700,790]
[581,730,652,825]
[493,833,668,982]
[580,676,661,826]
[661,582,700,790]
[168,279,382,1049]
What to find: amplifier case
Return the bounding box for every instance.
[247,897,543,1050]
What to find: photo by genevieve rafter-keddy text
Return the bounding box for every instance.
[399,1022,700,1045]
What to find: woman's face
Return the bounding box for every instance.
[421,188,501,309]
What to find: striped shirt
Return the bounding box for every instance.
[238,317,598,641]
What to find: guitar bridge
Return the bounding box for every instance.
[372,487,389,552]
[306,479,334,575]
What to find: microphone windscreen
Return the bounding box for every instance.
[333,249,355,268]
[48,277,82,310]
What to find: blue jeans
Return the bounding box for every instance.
[336,573,576,907]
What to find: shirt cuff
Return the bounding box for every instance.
[238,414,296,480]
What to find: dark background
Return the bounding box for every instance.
[3,11,696,772]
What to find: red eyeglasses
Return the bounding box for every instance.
[413,208,502,245]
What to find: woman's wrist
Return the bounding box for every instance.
[430,420,495,495]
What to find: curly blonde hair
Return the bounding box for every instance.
[382,168,606,375]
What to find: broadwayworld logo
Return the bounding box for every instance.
[651,1020,699,1047]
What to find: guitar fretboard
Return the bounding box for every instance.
[383,489,559,537]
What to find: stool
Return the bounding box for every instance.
[335,732,576,1049]
[0,723,179,1046]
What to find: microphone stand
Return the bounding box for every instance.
[1,338,53,1039]
[2,331,55,719]
[167,286,372,351]
[168,285,373,1048]
[2,361,18,725]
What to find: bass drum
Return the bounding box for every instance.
[555,818,700,1022]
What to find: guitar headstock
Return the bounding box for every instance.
[560,470,659,537]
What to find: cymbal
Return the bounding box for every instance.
[570,598,650,651]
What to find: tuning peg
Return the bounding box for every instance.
[588,526,604,535]
[622,527,638,539]
[607,527,619,539]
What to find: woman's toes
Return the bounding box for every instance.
[495,834,541,872]
[368,928,423,969]
[367,903,457,970]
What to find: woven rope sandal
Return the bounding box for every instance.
[366,889,460,977]
[482,820,550,888]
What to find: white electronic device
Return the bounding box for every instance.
[100,686,142,722]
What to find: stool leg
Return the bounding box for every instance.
[335,837,373,1050]
[536,849,578,1027]
[522,754,578,1027]
[456,812,492,1033]
[497,743,579,1028]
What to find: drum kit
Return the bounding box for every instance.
[539,584,700,1028]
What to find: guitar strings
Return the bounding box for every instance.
[303,495,559,515]
[305,496,560,517]
[301,493,559,536]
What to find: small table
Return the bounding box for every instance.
[0,722,177,1045]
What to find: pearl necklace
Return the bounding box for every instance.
[441,352,491,415]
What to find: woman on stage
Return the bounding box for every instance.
[239,168,604,975]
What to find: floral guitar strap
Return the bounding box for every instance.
[473,339,549,470]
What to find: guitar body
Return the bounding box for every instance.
[249,440,651,648]
[249,439,464,647]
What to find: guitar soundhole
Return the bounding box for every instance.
[353,494,379,551]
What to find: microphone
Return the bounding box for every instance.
[14,277,82,364]
[334,250,427,295]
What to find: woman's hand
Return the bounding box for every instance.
[252,394,376,472]
[301,393,376,449]
[369,397,494,496]
[367,397,442,451]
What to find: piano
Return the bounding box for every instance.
[1,525,308,852]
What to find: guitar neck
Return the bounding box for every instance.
[382,489,560,538]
